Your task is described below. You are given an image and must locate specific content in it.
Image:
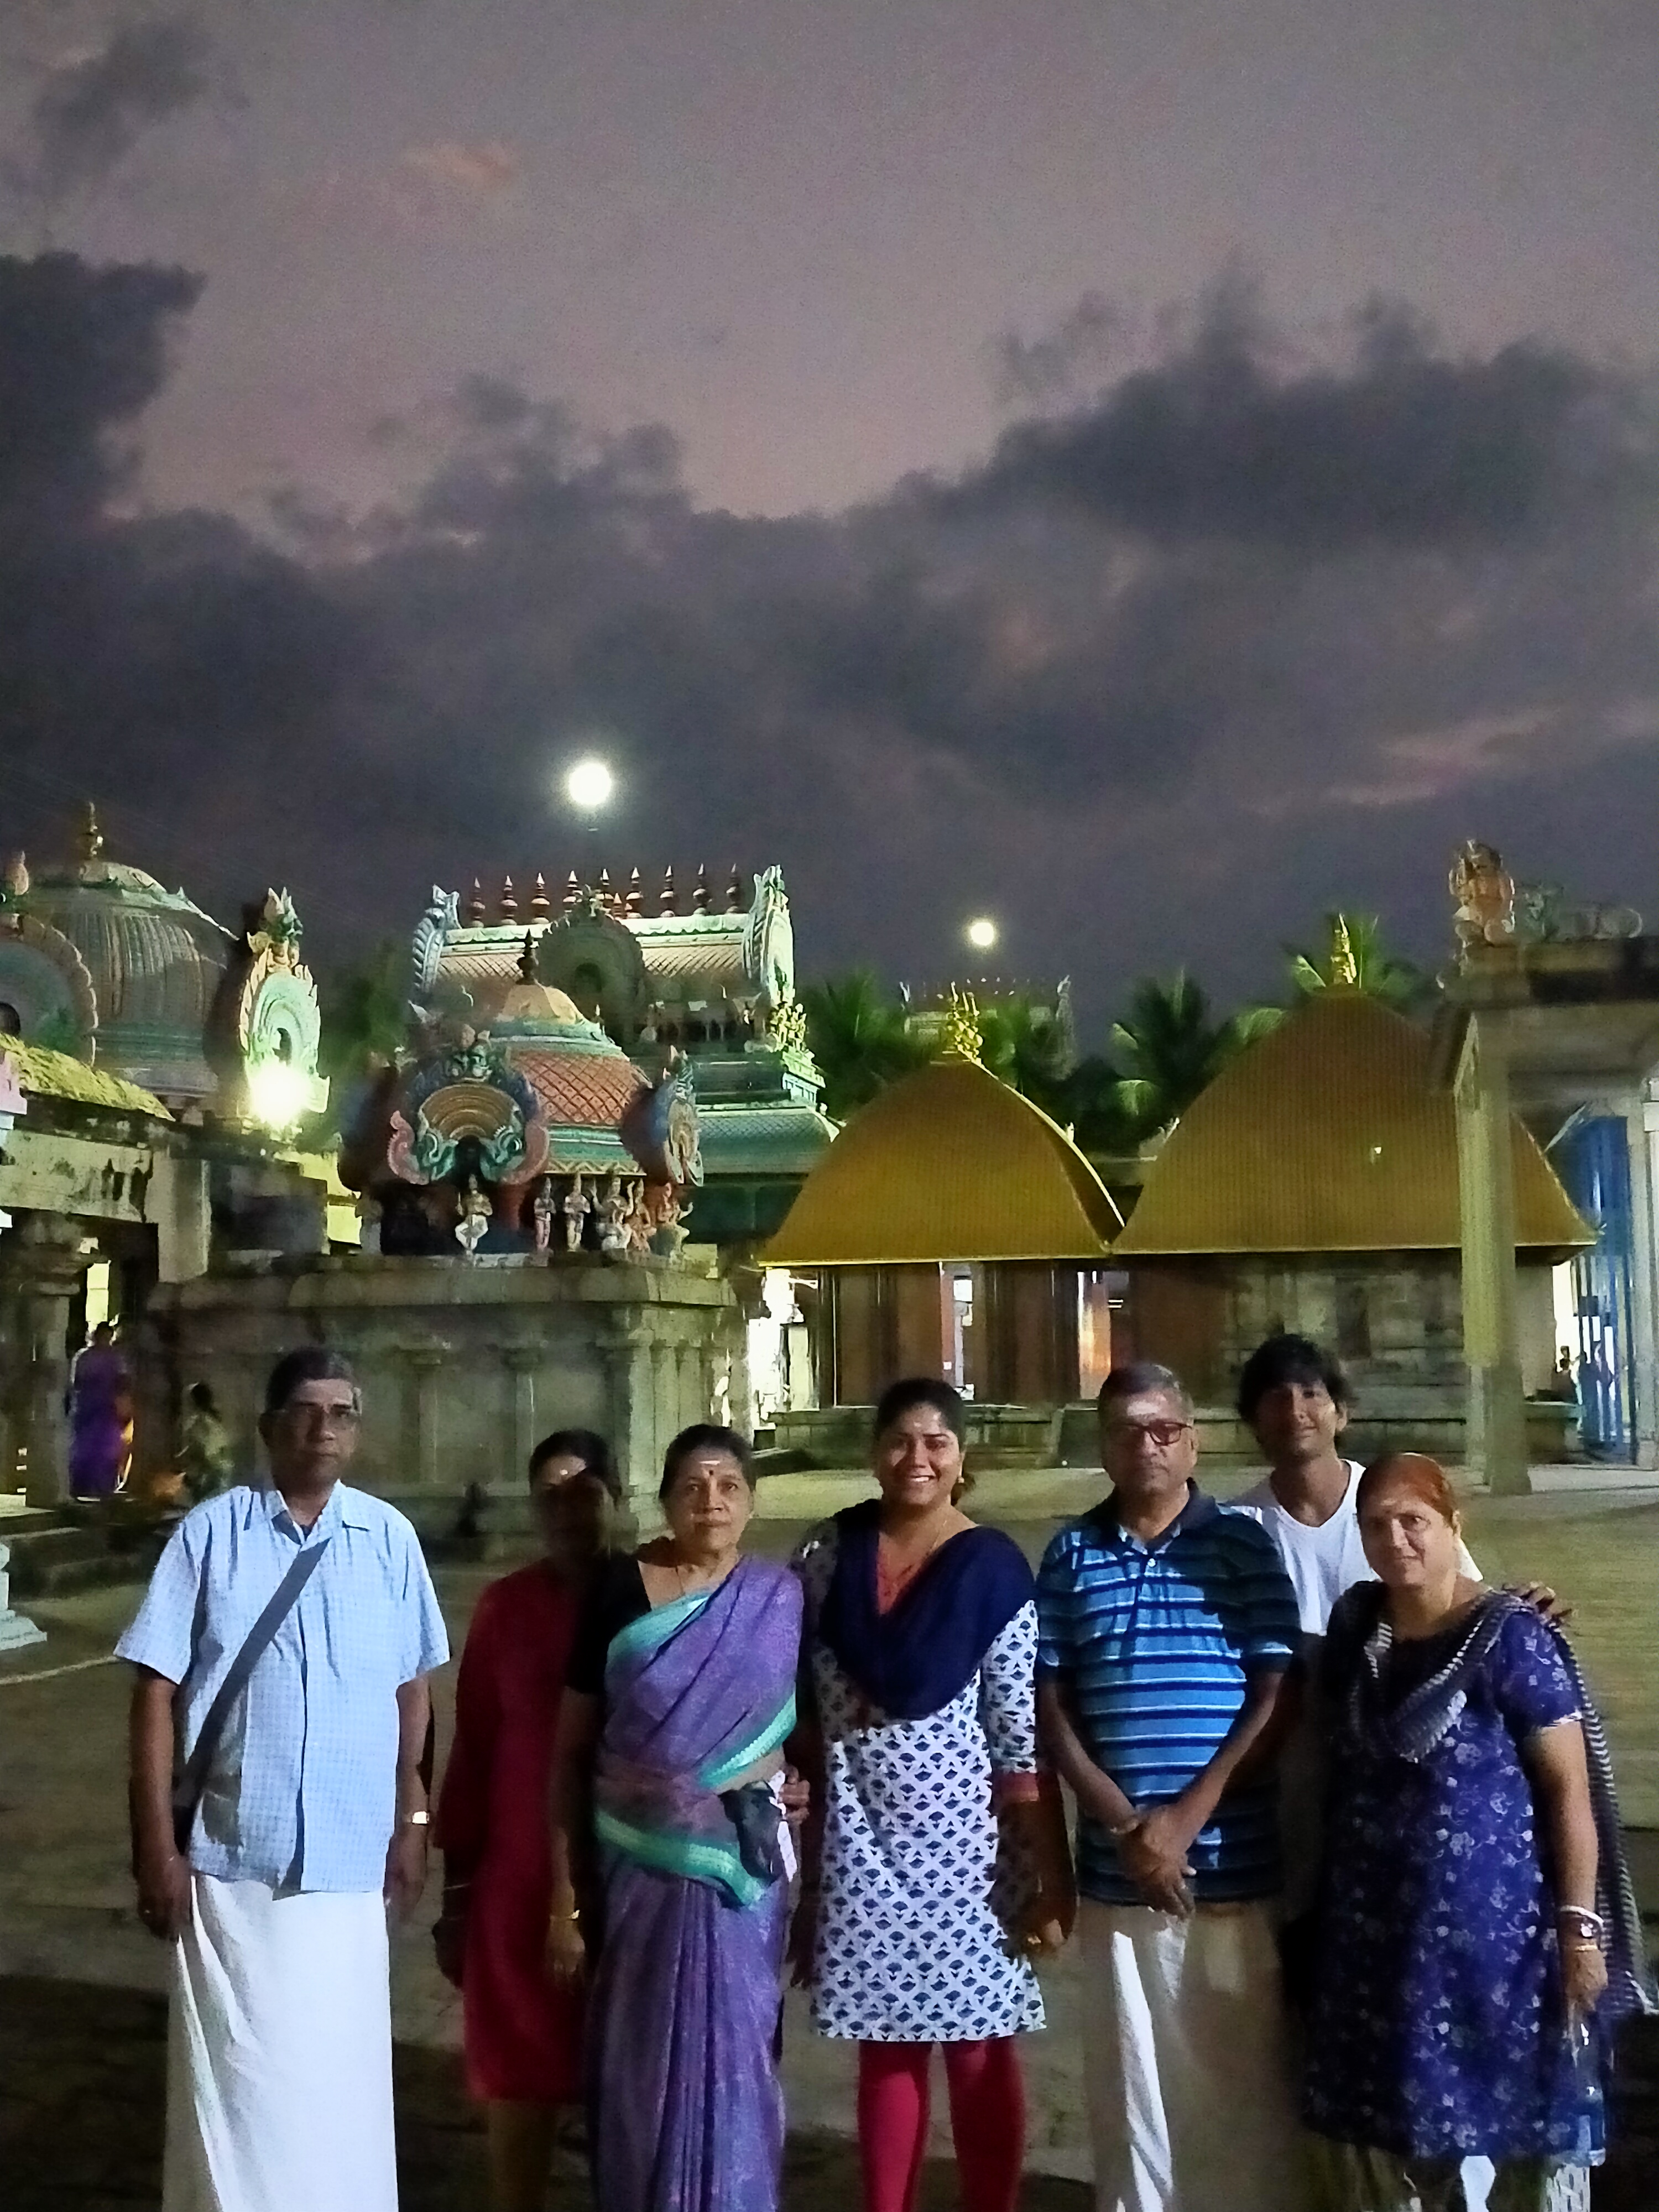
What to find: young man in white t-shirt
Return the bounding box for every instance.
[1228,1334,1480,1644]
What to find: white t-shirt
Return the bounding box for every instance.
[1231,1462,1480,1637]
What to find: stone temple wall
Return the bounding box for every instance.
[144,1255,742,1528]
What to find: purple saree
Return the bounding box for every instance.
[587,1553,802,2212]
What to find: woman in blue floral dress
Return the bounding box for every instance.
[1305,1454,1653,2212]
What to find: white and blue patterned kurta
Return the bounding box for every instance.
[118,1480,449,1893]
[795,1520,1046,2042]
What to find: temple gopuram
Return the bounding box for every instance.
[0,807,337,1519]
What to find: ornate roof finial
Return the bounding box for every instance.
[564,869,580,909]
[500,873,519,919]
[597,865,616,912]
[660,864,677,914]
[78,800,105,865]
[938,984,983,1064]
[724,864,743,912]
[2,851,28,899]
[530,871,551,918]
[518,931,539,984]
[692,863,711,914]
[625,865,644,916]
[466,878,487,922]
[1329,913,1359,988]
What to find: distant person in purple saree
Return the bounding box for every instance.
[69,1322,133,1498]
[549,1423,802,2212]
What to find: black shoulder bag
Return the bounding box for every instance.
[171,1538,332,1853]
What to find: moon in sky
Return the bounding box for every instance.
[564,757,615,813]
[966,916,999,952]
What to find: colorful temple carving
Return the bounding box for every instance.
[399,863,832,1246]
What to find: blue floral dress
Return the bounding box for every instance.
[1305,1589,1602,2166]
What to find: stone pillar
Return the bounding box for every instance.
[0,1538,46,1653]
[0,1215,91,1508]
[155,1154,212,1284]
[1454,1023,1530,1495]
[602,1319,661,1523]
[405,1347,446,1489]
[503,1347,539,1481]
[1629,1094,1659,1470]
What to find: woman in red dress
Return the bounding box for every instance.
[434,1430,619,2211]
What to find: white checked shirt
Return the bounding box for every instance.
[117,1480,450,1893]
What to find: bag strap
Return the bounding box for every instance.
[173,1536,332,1826]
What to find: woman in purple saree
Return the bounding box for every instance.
[549,1423,802,2212]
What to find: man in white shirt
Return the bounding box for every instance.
[1228,1334,1480,1649]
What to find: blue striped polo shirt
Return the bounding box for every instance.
[1036,1486,1298,1905]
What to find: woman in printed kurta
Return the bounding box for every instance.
[433,1430,618,2212]
[1305,1453,1654,2212]
[792,1378,1073,2212]
[548,1423,802,2212]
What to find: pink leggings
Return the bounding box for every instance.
[856,2037,1026,2212]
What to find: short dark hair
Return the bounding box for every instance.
[873,1376,966,1443]
[1098,1362,1193,1420]
[263,1346,359,1417]
[659,1422,754,1501]
[530,1427,622,1503]
[1236,1334,1350,1424]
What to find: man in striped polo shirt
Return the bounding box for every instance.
[1036,1362,1306,2212]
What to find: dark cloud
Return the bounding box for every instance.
[2,252,1656,1026]
[0,251,201,525]
[963,281,1656,551]
[989,291,1127,409]
[12,17,216,213]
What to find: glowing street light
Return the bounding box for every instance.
[564,757,615,814]
[965,916,999,953]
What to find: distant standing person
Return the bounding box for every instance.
[432,1431,620,2212]
[69,1319,132,1498]
[177,1383,235,1505]
[118,1347,450,2212]
[1037,1362,1305,2212]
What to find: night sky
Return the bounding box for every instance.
[2,0,1656,1029]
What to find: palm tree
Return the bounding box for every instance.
[1287,911,1422,1010]
[316,941,409,1097]
[1108,971,1281,1138]
[800,969,924,1120]
[977,992,1075,1109]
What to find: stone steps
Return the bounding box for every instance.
[6,1515,170,1599]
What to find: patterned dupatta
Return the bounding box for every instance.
[593,1554,801,1908]
[1345,1585,1657,2023]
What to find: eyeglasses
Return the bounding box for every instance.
[283,1401,361,1431]
[1104,1418,1192,1449]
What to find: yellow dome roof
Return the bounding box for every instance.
[1115,990,1589,1255]
[765,1055,1121,1265]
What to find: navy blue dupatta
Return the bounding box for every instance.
[817,1499,1034,1720]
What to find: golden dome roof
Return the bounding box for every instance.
[1115,990,1589,1255]
[765,1055,1121,1265]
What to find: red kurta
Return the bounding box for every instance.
[435,1563,585,2103]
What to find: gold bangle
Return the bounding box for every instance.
[550,1908,581,1926]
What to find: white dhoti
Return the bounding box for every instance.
[1079,1899,1309,2212]
[164,1873,397,2212]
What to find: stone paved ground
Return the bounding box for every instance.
[2,1463,1656,2207]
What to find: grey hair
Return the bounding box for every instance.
[1097,1362,1194,1421]
[263,1345,361,1417]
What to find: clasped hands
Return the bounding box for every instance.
[1104,1797,1201,1916]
